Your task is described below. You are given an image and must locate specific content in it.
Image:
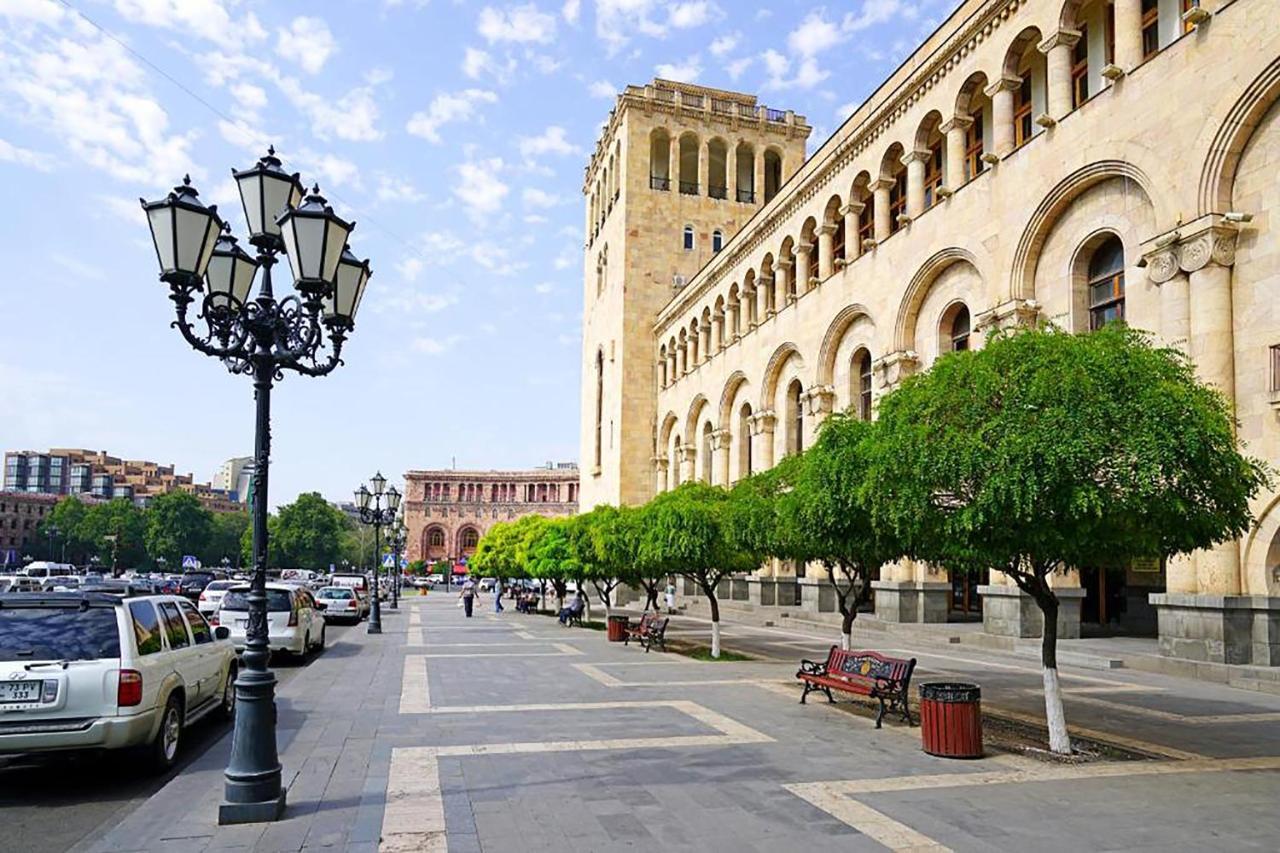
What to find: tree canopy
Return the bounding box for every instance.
[144,491,213,566]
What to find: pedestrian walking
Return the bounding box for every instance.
[664,579,676,614]
[459,577,476,617]
[494,581,504,613]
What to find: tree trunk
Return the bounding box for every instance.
[705,584,721,658]
[1026,575,1070,754]
[591,580,615,617]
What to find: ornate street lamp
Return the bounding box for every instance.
[389,515,406,609]
[355,473,399,632]
[140,149,372,826]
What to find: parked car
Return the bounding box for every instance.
[0,576,44,593]
[425,573,444,585]
[478,577,496,592]
[42,576,81,592]
[81,579,163,597]
[314,586,362,624]
[329,573,371,616]
[0,592,237,770]
[177,571,224,601]
[215,583,326,657]
[20,562,77,580]
[197,580,239,617]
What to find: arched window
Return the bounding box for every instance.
[1087,235,1125,330]
[428,528,444,547]
[683,225,694,251]
[735,142,755,202]
[738,403,753,479]
[678,133,699,195]
[650,129,671,190]
[712,230,723,253]
[852,348,873,421]
[594,349,604,469]
[460,528,479,552]
[946,304,971,353]
[701,421,714,484]
[786,379,804,456]
[763,149,782,202]
[707,138,728,199]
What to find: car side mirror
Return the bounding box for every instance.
[214,626,231,641]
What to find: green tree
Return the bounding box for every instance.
[36,497,92,564]
[638,482,756,657]
[144,491,213,567]
[203,511,249,569]
[240,512,281,569]
[272,492,348,570]
[865,325,1269,753]
[82,498,147,573]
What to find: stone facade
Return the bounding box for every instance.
[581,0,1280,665]
[403,465,579,564]
[0,491,61,566]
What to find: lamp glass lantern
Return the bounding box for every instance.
[386,486,401,512]
[276,186,353,297]
[355,485,372,511]
[326,246,372,327]
[140,177,224,284]
[232,148,303,246]
[205,227,260,312]
[370,472,387,497]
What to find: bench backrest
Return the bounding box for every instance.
[652,617,669,633]
[637,612,655,630]
[825,647,914,685]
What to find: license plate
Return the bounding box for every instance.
[0,680,43,703]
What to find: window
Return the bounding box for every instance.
[858,198,875,245]
[1013,76,1034,147]
[594,349,604,468]
[129,601,164,656]
[158,602,190,649]
[832,218,846,264]
[429,528,444,547]
[0,605,120,661]
[853,349,873,421]
[1087,235,1125,330]
[179,601,213,645]
[738,404,753,478]
[712,230,723,253]
[888,170,907,233]
[949,305,971,352]
[1141,0,1159,58]
[1071,24,1089,107]
[683,225,694,251]
[787,380,804,456]
[964,113,985,180]
[923,144,944,208]
[461,528,479,551]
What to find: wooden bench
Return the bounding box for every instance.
[623,613,669,652]
[796,646,916,728]
[622,613,656,646]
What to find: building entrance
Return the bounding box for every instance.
[1080,559,1162,637]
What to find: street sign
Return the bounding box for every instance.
[382,554,395,568]
[182,555,199,569]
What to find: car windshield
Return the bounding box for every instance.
[205,581,237,591]
[317,587,354,599]
[0,605,121,662]
[220,589,293,612]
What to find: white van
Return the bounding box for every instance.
[22,562,76,580]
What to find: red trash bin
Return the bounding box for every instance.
[919,682,983,758]
[607,614,629,642]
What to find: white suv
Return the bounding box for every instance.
[215,583,326,657]
[0,592,237,770]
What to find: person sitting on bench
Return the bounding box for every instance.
[558,590,585,625]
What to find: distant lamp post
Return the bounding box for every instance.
[46,524,60,561]
[140,148,373,826]
[388,516,406,609]
[355,474,400,632]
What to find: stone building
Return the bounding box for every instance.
[0,491,62,566]
[579,0,1280,666]
[403,464,579,565]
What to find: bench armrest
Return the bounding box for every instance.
[798,659,827,676]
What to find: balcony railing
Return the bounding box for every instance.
[736,188,755,203]
[711,98,733,115]
[708,184,727,200]
[683,93,704,108]
[766,108,786,123]
[650,175,671,191]
[738,104,756,118]
[679,180,699,195]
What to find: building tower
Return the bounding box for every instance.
[579,79,810,510]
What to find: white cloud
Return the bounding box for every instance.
[276,17,337,74]
[588,79,616,98]
[296,148,361,189]
[411,334,464,354]
[478,4,557,44]
[764,3,907,91]
[419,231,467,257]
[524,213,549,224]
[655,55,702,82]
[709,32,739,56]
[534,282,554,294]
[0,137,51,171]
[522,187,561,209]
[51,253,105,280]
[453,158,509,219]
[230,82,268,113]
[112,0,266,49]
[562,0,581,23]
[397,257,425,281]
[0,0,65,26]
[277,76,384,142]
[787,10,844,57]
[376,175,426,203]
[382,289,459,315]
[594,0,668,53]
[668,1,714,29]
[725,56,752,80]
[405,89,498,143]
[518,125,580,161]
[461,47,518,83]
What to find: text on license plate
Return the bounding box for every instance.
[0,680,43,702]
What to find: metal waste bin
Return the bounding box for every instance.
[607,614,629,642]
[919,682,983,758]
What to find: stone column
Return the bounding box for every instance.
[871,179,893,242]
[667,349,677,382]
[726,142,738,201]
[710,429,731,487]
[841,202,863,262]
[985,75,1020,157]
[776,259,794,304]
[872,350,921,399]
[668,136,680,189]
[678,341,687,376]
[711,313,723,352]
[1143,243,1189,352]
[940,116,971,190]
[679,444,696,483]
[902,149,928,220]
[651,456,668,494]
[749,410,776,471]
[794,241,815,292]
[754,151,765,204]
[730,300,742,340]
[697,142,708,196]
[1039,29,1081,121]
[759,274,776,317]
[803,386,835,444]
[700,321,712,363]
[816,224,836,281]
[1113,0,1144,72]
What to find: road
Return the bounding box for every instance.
[0,619,360,853]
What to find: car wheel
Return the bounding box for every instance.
[151,694,184,771]
[217,664,237,721]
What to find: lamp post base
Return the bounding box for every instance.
[218,790,287,825]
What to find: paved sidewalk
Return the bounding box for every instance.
[84,593,1280,852]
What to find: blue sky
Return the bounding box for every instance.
[0,0,947,508]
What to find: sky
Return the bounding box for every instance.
[0,0,951,508]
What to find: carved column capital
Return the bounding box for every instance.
[748,410,777,436]
[1141,243,1181,284]
[974,298,1040,333]
[839,201,865,217]
[939,115,974,134]
[650,455,669,473]
[983,73,1023,97]
[1038,28,1082,53]
[872,350,920,392]
[803,385,836,417]
[708,428,732,451]
[1178,222,1238,273]
[816,223,837,237]
[900,147,932,167]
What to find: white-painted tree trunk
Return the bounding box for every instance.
[1042,667,1071,754]
[711,621,721,658]
[840,632,851,651]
